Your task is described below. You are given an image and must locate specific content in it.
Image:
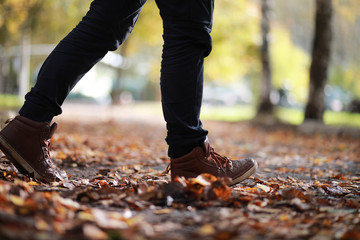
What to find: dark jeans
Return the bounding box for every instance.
[19,0,214,158]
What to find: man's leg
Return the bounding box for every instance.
[156,0,258,184]
[155,0,214,158]
[19,0,147,122]
[0,0,147,182]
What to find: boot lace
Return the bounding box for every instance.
[42,139,55,168]
[164,146,233,174]
[207,147,232,169]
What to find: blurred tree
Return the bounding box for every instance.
[0,0,92,95]
[304,0,332,121]
[270,0,312,106]
[113,1,262,101]
[0,0,44,94]
[33,1,92,44]
[272,0,360,106]
[257,0,274,115]
[329,0,360,100]
[206,0,260,83]
[30,0,92,71]
[1,0,262,100]
[270,27,310,104]
[0,0,42,44]
[4,0,356,108]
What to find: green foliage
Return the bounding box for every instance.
[128,0,162,49]
[33,0,92,44]
[206,0,261,82]
[330,64,360,99]
[0,0,92,46]
[0,0,44,45]
[127,0,264,85]
[328,0,360,99]
[270,27,310,103]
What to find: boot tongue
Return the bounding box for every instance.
[48,122,58,139]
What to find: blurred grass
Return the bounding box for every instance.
[201,104,360,128]
[0,94,22,110]
[201,104,256,122]
[324,111,360,127]
[276,107,360,127]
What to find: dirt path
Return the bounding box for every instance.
[0,103,359,240]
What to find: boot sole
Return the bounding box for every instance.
[0,135,51,182]
[229,160,258,186]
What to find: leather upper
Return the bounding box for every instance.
[169,138,257,185]
[0,116,66,182]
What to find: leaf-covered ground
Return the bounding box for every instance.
[0,103,359,240]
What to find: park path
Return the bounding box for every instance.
[0,102,359,239]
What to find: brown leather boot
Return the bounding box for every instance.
[0,116,67,182]
[168,138,258,186]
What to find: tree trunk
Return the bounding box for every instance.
[257,0,274,115]
[304,0,332,121]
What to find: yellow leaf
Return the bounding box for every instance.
[35,218,50,231]
[279,213,290,221]
[78,211,96,222]
[154,208,173,215]
[27,181,39,186]
[198,224,216,236]
[338,143,345,151]
[9,195,24,206]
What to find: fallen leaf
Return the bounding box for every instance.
[198,224,216,236]
[83,224,108,240]
[256,183,271,193]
